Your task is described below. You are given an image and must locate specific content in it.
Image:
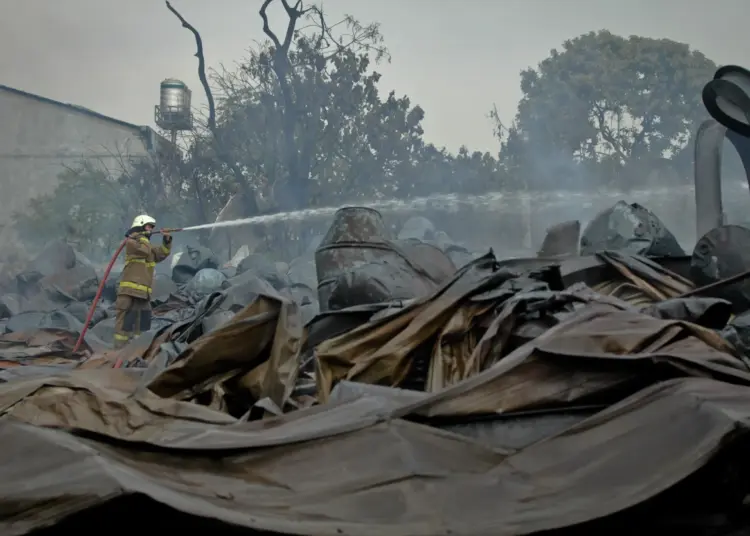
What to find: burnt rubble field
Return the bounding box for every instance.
[4,202,750,536]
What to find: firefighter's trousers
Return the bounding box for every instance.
[114,294,152,349]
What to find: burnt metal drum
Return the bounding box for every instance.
[691,224,750,311]
[580,201,684,257]
[315,206,396,310]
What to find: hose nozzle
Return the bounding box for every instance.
[152,227,183,235]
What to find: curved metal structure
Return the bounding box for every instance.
[694,65,750,239]
[693,119,750,238]
[689,66,750,294]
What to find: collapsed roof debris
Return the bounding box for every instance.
[3,64,750,535]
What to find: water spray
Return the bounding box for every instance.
[71,185,689,356]
[74,193,526,355]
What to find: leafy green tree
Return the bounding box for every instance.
[402,145,508,197]
[495,30,717,189]
[451,147,510,195]
[16,163,133,259]
[14,155,206,261]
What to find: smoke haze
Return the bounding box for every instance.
[1,0,748,153]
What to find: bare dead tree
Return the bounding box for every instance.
[166,1,216,131]
[165,1,258,219]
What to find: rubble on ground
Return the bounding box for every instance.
[1,203,750,535]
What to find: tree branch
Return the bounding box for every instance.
[258,0,309,210]
[306,9,389,62]
[592,102,626,163]
[165,1,216,131]
[259,0,282,49]
[280,0,310,51]
[166,0,258,220]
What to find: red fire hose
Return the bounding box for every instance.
[72,238,127,354]
[71,228,182,355]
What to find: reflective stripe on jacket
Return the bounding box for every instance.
[117,235,171,299]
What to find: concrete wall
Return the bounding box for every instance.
[0,87,153,226]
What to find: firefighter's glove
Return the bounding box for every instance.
[162,233,173,246]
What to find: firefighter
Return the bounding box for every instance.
[114,214,172,348]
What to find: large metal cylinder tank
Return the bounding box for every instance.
[155,78,192,131]
[314,206,394,311]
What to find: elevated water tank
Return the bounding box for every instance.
[154,78,192,131]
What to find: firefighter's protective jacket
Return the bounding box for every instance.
[118,234,171,300]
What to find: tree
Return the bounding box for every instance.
[495,31,717,189]
[13,154,208,261]
[166,1,259,220]
[16,163,134,259]
[207,0,427,211]
[16,2,504,262]
[403,145,508,197]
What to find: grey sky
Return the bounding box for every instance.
[1,0,747,153]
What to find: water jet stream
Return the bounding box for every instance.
[179,187,681,233]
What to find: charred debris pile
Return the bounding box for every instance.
[1,199,750,535]
[3,65,750,534]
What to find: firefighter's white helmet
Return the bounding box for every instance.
[131,214,156,229]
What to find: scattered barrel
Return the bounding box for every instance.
[314,207,394,311]
[392,239,456,282]
[691,224,750,311]
[537,220,580,257]
[580,201,684,257]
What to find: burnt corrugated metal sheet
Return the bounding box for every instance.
[1,378,750,535]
